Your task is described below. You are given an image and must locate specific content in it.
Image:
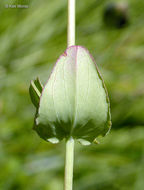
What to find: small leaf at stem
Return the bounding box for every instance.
[47,137,60,144]
[29,78,43,108]
[77,139,91,146]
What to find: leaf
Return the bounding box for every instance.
[77,139,91,146]
[29,78,43,108]
[34,46,111,143]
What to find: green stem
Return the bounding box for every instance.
[65,0,75,189]
[64,137,75,190]
[67,0,75,46]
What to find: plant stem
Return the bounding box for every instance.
[64,1,75,189]
[67,0,75,46]
[64,137,75,190]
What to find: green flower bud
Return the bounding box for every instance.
[29,46,111,144]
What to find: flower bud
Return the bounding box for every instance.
[30,46,111,144]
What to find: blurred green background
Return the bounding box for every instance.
[0,0,144,189]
